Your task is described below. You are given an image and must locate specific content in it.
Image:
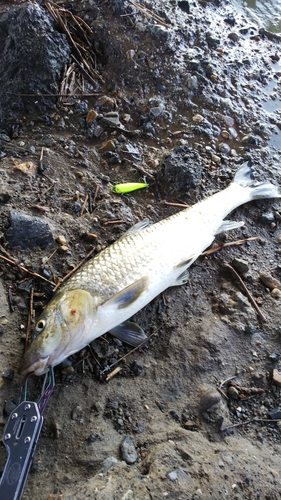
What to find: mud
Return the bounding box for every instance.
[1,1,281,499]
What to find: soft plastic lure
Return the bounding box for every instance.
[111,181,148,194]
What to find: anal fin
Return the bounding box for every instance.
[215,220,244,235]
[109,321,147,347]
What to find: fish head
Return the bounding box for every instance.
[18,289,95,377]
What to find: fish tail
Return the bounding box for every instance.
[234,163,281,200]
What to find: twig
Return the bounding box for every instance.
[217,387,229,400]
[224,263,267,322]
[93,184,99,204]
[221,418,281,432]
[103,219,126,226]
[9,92,101,97]
[106,366,122,381]
[8,286,14,313]
[0,254,55,286]
[128,0,170,28]
[163,201,189,208]
[202,237,259,256]
[220,376,236,388]
[80,192,88,216]
[40,248,58,267]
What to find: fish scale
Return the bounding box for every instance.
[18,164,281,376]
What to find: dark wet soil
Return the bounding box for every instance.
[1,1,281,499]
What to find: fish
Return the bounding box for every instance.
[18,164,281,377]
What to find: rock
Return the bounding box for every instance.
[0,3,70,127]
[178,1,190,14]
[271,288,281,299]
[131,361,143,377]
[272,369,281,386]
[2,369,14,380]
[95,95,116,111]
[162,146,203,195]
[4,400,17,416]
[227,386,239,400]
[99,456,118,473]
[259,212,275,225]
[167,470,178,481]
[259,272,281,290]
[120,436,138,465]
[199,389,221,412]
[268,406,281,420]
[232,258,249,275]
[218,142,231,154]
[6,210,54,250]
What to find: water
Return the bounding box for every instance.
[233,0,281,33]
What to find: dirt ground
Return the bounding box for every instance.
[1,1,281,499]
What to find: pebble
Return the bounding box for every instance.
[2,369,14,380]
[99,456,118,473]
[268,406,281,419]
[211,154,221,164]
[232,257,249,275]
[227,386,239,400]
[260,212,275,225]
[71,405,84,423]
[120,436,138,465]
[271,288,281,299]
[259,272,281,290]
[193,114,203,123]
[199,389,221,412]
[95,95,116,110]
[273,368,281,386]
[4,400,17,416]
[218,142,231,154]
[56,235,67,246]
[86,109,99,123]
[166,470,178,481]
[131,361,143,377]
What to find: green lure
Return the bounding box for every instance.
[112,181,148,194]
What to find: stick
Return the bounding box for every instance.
[103,220,126,226]
[221,418,281,432]
[0,254,55,286]
[128,0,170,28]
[224,263,267,322]
[163,201,189,208]
[202,237,259,256]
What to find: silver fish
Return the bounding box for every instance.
[18,164,281,376]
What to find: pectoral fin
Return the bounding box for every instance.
[109,321,147,346]
[121,219,151,239]
[215,220,244,235]
[106,276,148,309]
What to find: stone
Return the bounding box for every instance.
[0,3,70,128]
[6,210,54,250]
[260,272,281,290]
[232,258,249,275]
[162,146,203,195]
[200,389,221,412]
[273,369,281,386]
[120,436,138,465]
[99,456,118,473]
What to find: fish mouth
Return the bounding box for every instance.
[18,355,50,377]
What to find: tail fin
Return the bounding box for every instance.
[234,163,281,200]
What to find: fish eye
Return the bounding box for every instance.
[35,319,46,332]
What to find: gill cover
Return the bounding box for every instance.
[18,289,94,376]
